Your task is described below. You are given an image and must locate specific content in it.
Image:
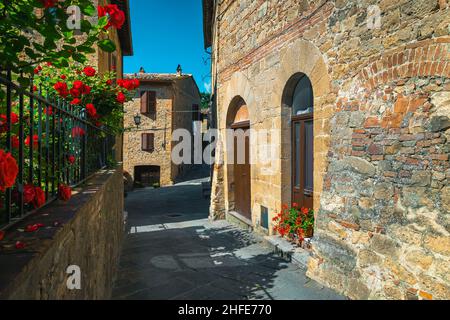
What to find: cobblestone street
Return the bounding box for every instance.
[112,167,344,300]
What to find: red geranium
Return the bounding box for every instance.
[83,66,96,77]
[0,150,18,192]
[58,184,72,202]
[98,4,126,29]
[116,92,126,104]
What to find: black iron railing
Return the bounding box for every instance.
[0,70,116,229]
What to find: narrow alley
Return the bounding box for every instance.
[112,166,344,300]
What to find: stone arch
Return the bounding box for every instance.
[274,39,332,211]
[220,71,256,130]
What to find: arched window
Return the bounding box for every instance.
[292,75,314,116]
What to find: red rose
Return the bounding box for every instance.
[58,184,72,202]
[68,155,76,164]
[25,224,39,233]
[23,184,36,204]
[15,241,26,249]
[46,62,52,67]
[82,85,91,95]
[0,150,18,192]
[45,106,53,116]
[116,92,126,104]
[70,87,81,98]
[72,126,86,138]
[38,0,57,8]
[106,79,113,86]
[0,230,4,241]
[25,135,39,148]
[33,85,38,92]
[60,75,67,80]
[33,186,46,209]
[83,66,96,77]
[54,82,69,98]
[98,4,125,29]
[11,136,20,149]
[70,98,82,105]
[73,80,84,89]
[0,112,19,132]
[85,103,97,118]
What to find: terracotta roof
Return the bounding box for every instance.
[124,73,193,82]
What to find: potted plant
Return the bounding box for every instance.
[272,203,315,245]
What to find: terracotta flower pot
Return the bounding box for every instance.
[304,226,314,238]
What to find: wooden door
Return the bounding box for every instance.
[292,115,313,209]
[233,124,251,219]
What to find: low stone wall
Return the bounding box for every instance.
[0,166,124,300]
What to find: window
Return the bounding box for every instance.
[292,75,314,115]
[140,91,156,116]
[141,133,155,152]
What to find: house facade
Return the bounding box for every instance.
[203,0,450,299]
[123,70,201,188]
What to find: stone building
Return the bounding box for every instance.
[203,0,450,299]
[123,70,202,188]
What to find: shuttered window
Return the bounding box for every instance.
[141,133,155,152]
[140,91,156,115]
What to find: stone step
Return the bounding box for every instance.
[264,235,312,270]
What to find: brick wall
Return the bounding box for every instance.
[209,0,450,299]
[0,167,124,300]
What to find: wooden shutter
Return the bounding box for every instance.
[142,133,155,152]
[148,133,155,151]
[140,91,148,114]
[147,91,156,115]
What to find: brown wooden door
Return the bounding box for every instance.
[233,125,251,219]
[292,115,313,209]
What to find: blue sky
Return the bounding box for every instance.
[124,0,211,93]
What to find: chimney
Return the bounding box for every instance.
[139,67,145,74]
[176,64,182,76]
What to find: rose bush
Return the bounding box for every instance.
[34,62,139,132]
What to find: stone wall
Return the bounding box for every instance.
[0,167,124,300]
[123,83,174,186]
[209,0,450,299]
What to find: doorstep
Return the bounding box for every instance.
[227,211,253,232]
[264,235,312,270]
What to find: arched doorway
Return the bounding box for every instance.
[282,74,314,209]
[226,97,251,220]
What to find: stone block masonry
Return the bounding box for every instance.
[0,167,124,300]
[207,0,450,299]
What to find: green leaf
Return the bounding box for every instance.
[97,16,109,29]
[97,39,116,53]
[82,4,96,16]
